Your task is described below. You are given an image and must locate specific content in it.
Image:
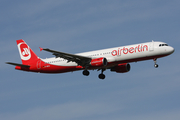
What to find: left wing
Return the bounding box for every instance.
[42,48,92,67]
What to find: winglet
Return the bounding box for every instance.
[39,47,43,51]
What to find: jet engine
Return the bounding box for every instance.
[111,63,130,73]
[90,57,107,67]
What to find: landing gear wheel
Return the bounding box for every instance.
[98,74,105,79]
[83,70,90,76]
[154,64,158,68]
[153,58,159,68]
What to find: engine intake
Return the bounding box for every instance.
[111,63,130,73]
[91,57,107,67]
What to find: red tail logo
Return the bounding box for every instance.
[18,42,31,60]
[17,39,39,65]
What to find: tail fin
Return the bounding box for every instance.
[17,39,39,65]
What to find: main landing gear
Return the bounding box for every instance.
[98,69,106,80]
[83,70,90,76]
[153,58,158,68]
[82,69,106,80]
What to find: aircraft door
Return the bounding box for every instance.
[149,41,154,51]
[37,60,41,69]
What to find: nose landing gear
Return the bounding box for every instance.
[153,58,158,68]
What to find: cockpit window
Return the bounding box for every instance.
[159,44,168,47]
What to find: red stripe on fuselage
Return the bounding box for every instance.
[19,61,83,73]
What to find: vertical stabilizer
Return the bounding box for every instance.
[16,39,39,65]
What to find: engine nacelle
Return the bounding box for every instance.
[111,63,130,73]
[91,57,107,67]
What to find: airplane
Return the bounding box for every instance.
[6,39,174,79]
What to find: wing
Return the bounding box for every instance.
[42,48,92,67]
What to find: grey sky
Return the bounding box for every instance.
[1,0,180,120]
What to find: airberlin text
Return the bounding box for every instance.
[111,44,148,56]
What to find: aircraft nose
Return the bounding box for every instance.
[169,46,175,54]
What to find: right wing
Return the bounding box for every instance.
[42,48,92,67]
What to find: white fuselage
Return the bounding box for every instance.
[41,41,174,68]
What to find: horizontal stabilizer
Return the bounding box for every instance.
[6,62,30,67]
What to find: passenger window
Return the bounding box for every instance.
[159,44,161,47]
